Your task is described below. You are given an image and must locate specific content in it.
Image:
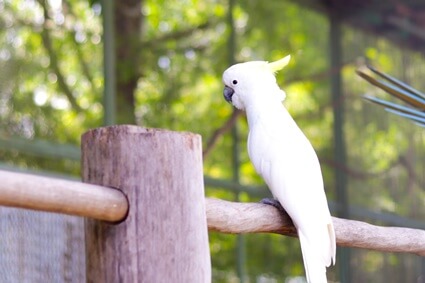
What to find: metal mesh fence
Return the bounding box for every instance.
[0,207,85,283]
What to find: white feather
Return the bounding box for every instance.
[223,61,336,283]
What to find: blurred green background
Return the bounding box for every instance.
[1,0,425,282]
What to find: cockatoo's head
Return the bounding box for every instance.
[222,55,290,110]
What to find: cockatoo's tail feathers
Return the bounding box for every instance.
[328,223,337,265]
[299,231,328,283]
[268,55,291,73]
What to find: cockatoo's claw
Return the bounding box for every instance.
[260,198,286,214]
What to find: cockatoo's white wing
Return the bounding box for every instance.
[247,106,336,283]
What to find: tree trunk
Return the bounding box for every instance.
[115,0,144,124]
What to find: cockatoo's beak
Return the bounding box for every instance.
[223,86,235,103]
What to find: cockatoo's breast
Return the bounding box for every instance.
[246,103,303,164]
[246,103,324,197]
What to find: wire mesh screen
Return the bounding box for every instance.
[0,207,85,283]
[339,26,425,282]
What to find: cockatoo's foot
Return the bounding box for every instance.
[260,198,296,234]
[260,198,286,214]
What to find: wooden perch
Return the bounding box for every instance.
[1,168,424,256]
[0,170,128,222]
[206,198,425,256]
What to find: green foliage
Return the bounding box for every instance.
[1,0,425,282]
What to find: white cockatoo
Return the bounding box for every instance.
[222,55,336,283]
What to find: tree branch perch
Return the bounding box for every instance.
[206,198,425,256]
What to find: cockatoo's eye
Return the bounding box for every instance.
[232,80,238,85]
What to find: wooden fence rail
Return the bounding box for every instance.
[0,170,128,222]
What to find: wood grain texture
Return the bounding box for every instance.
[82,125,211,283]
[0,170,128,222]
[206,198,425,256]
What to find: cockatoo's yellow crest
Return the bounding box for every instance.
[268,55,291,73]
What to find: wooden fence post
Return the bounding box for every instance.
[81,125,211,283]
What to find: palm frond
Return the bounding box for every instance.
[356,66,425,126]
